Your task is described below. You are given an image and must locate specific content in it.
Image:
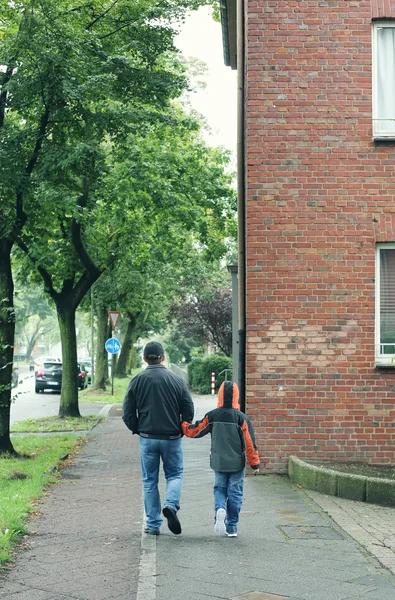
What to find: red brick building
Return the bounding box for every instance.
[221,0,395,471]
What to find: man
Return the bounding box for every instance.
[122,341,194,536]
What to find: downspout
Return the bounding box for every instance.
[237,0,246,413]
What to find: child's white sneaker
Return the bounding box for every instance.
[214,508,227,536]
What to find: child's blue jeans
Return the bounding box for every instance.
[213,469,245,527]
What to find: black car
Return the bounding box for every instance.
[35,361,63,393]
[35,362,88,393]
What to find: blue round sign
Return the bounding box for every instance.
[105,338,121,354]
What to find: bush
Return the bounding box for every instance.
[187,359,201,389]
[188,354,233,394]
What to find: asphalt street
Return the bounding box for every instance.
[9,367,105,426]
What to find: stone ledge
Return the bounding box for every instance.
[288,456,395,508]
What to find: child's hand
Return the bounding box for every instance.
[253,468,260,476]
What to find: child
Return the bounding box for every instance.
[182,381,260,537]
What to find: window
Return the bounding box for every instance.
[373,23,395,138]
[376,244,395,364]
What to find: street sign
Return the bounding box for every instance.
[108,311,120,330]
[105,338,121,354]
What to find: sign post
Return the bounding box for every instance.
[105,337,121,395]
[107,312,120,395]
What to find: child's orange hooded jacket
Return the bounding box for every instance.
[182,381,260,473]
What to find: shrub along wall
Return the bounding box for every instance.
[188,355,232,394]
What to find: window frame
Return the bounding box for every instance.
[375,243,395,365]
[372,21,395,139]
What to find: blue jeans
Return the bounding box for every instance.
[213,470,245,527]
[139,437,184,530]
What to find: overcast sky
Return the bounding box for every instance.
[175,7,237,156]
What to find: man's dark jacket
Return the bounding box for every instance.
[122,364,194,439]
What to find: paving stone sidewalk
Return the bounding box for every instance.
[0,416,143,600]
[1,393,395,600]
[154,437,395,600]
[305,490,395,577]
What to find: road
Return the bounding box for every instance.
[10,367,106,425]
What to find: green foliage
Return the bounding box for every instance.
[187,358,201,389]
[11,415,103,433]
[79,376,130,404]
[0,435,82,563]
[164,328,202,364]
[0,0,236,426]
[13,280,58,359]
[128,345,142,369]
[170,263,233,356]
[188,353,232,394]
[211,2,222,23]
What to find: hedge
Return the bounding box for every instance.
[188,354,233,394]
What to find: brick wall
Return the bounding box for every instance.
[245,0,395,471]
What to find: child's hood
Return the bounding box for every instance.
[217,381,240,409]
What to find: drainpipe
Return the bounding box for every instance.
[237,0,246,413]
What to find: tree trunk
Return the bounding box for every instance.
[0,241,18,455]
[57,307,80,417]
[127,345,136,375]
[94,306,108,389]
[115,313,137,378]
[25,320,42,362]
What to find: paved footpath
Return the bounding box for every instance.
[1,394,395,600]
[1,416,143,600]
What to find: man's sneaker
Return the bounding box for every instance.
[144,526,160,536]
[226,525,237,538]
[214,508,227,536]
[162,506,182,535]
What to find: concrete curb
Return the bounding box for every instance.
[99,403,116,417]
[289,455,395,507]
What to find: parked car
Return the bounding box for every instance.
[35,361,88,393]
[35,361,63,393]
[34,355,61,374]
[79,357,92,384]
[77,363,88,390]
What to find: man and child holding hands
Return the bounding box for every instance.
[122,341,260,538]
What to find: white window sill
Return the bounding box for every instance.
[373,136,395,142]
[375,359,395,369]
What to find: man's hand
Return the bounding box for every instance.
[253,468,260,476]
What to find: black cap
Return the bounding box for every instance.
[143,341,164,359]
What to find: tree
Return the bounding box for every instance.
[14,287,55,362]
[171,285,232,356]
[163,328,200,364]
[169,260,234,357]
[0,0,209,453]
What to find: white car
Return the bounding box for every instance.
[34,356,61,374]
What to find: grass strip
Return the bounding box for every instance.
[0,435,84,564]
[11,415,103,433]
[79,375,133,404]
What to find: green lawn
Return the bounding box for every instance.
[11,415,103,433]
[79,374,138,404]
[0,435,84,564]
